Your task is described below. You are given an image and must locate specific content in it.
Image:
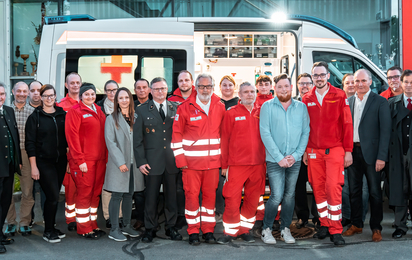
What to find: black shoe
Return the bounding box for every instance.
[330,234,345,246]
[142,229,156,243]
[53,228,66,239]
[202,232,217,244]
[252,220,263,229]
[341,218,351,227]
[217,235,234,245]
[0,244,6,254]
[43,231,61,243]
[94,229,106,237]
[313,226,330,239]
[29,219,35,228]
[68,222,77,231]
[1,236,14,245]
[189,233,201,246]
[239,232,255,243]
[313,219,321,231]
[105,219,111,229]
[392,229,407,239]
[119,218,124,229]
[295,219,309,229]
[165,227,182,240]
[175,216,187,230]
[79,231,100,240]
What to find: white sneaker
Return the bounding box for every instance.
[281,227,295,244]
[261,227,276,244]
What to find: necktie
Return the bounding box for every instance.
[159,104,165,121]
[408,98,412,111]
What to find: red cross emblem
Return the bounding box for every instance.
[100,55,133,83]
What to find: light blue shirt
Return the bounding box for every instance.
[259,97,310,163]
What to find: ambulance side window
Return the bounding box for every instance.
[313,51,354,89]
[141,57,174,93]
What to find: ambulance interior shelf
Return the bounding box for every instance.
[204,34,277,59]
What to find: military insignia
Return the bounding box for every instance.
[146,128,150,133]
[134,113,138,119]
[152,129,155,133]
[150,105,154,109]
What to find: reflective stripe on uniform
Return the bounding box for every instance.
[201,216,216,223]
[185,208,200,216]
[201,206,214,215]
[186,217,201,224]
[328,204,341,211]
[65,203,76,210]
[90,207,98,213]
[316,201,328,209]
[240,215,256,222]
[173,148,185,156]
[65,212,76,218]
[75,208,89,214]
[171,142,182,149]
[318,210,328,218]
[90,215,97,221]
[328,213,342,221]
[257,204,265,210]
[209,149,221,156]
[240,221,254,229]
[182,139,195,146]
[76,216,90,223]
[185,150,208,157]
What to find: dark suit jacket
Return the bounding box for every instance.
[348,91,391,165]
[133,99,179,175]
[293,95,302,101]
[0,106,22,177]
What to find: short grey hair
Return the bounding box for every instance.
[355,69,372,80]
[239,81,256,92]
[195,73,215,88]
[13,81,28,91]
[0,82,6,92]
[150,77,167,89]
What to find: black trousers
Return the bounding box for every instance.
[294,162,319,222]
[215,170,225,215]
[36,157,67,233]
[347,146,383,231]
[176,170,186,216]
[394,153,412,232]
[0,163,15,238]
[133,191,145,222]
[144,171,177,230]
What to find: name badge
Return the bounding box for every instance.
[308,153,316,159]
[307,102,316,107]
[190,116,202,121]
[235,116,246,121]
[83,114,93,118]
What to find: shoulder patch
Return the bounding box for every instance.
[227,107,232,111]
[345,99,349,105]
[175,114,179,121]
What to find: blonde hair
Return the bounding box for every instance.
[219,75,236,87]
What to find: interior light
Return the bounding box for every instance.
[271,12,288,23]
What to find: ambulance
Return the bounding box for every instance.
[37,14,388,100]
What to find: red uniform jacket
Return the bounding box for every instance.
[58,94,79,112]
[171,93,225,170]
[302,83,353,152]
[221,103,265,169]
[380,87,396,100]
[65,102,107,166]
[254,93,273,109]
[168,86,197,104]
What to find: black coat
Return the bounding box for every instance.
[133,100,179,175]
[25,106,68,160]
[96,98,108,116]
[0,106,21,177]
[348,91,391,165]
[388,94,412,206]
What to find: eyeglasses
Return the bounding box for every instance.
[298,82,312,86]
[106,89,117,94]
[41,94,56,100]
[197,85,213,90]
[312,73,327,79]
[152,87,167,92]
[387,75,401,81]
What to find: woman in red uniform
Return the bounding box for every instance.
[65,83,107,239]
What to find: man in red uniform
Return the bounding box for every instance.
[65,83,107,238]
[168,70,197,103]
[254,75,274,109]
[302,61,353,246]
[217,82,266,244]
[57,72,81,231]
[381,66,403,100]
[171,74,225,245]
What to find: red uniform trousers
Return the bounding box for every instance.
[255,195,281,221]
[183,168,219,235]
[307,147,345,234]
[222,165,265,236]
[63,165,77,224]
[70,160,106,234]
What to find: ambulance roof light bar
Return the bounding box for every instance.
[44,15,95,25]
[277,14,358,49]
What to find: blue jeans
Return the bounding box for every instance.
[342,169,369,222]
[263,160,301,231]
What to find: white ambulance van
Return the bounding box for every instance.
[37,14,388,100]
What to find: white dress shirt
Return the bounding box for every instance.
[196,94,211,115]
[404,94,412,108]
[353,89,371,142]
[153,99,167,116]
[315,87,329,106]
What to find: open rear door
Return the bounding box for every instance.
[56,18,194,96]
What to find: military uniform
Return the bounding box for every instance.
[134,99,179,232]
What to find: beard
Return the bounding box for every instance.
[277,93,292,102]
[198,92,212,102]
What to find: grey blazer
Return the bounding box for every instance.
[103,113,144,193]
